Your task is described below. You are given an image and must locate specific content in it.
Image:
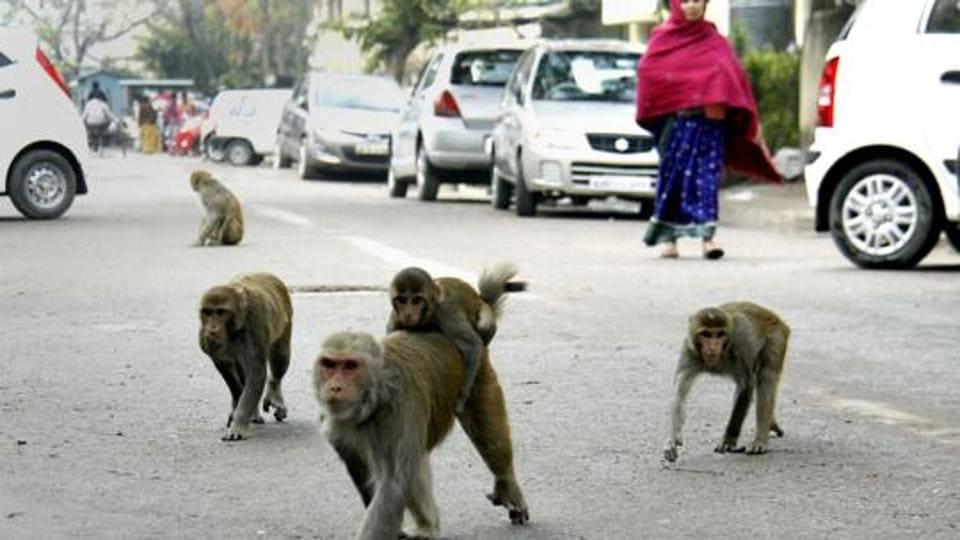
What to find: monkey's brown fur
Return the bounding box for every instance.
[199,272,291,441]
[664,301,789,462]
[190,170,243,246]
[316,330,528,539]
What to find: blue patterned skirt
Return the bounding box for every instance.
[643,114,726,246]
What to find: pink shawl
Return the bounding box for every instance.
[636,0,780,182]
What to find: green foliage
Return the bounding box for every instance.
[741,49,800,151]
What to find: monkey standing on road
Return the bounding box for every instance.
[190,169,243,246]
[386,263,526,413]
[198,272,292,441]
[315,330,529,539]
[663,301,789,462]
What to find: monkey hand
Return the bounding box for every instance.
[222,424,249,441]
[486,479,529,525]
[745,440,768,455]
[714,441,746,454]
[662,442,679,462]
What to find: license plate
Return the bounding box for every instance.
[589,175,654,192]
[355,143,389,156]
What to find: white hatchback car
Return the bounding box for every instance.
[804,0,960,268]
[489,40,657,217]
[0,27,88,219]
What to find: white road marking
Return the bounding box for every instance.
[815,392,959,446]
[251,205,314,228]
[724,189,755,202]
[342,235,473,280]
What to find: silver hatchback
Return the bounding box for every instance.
[489,40,659,217]
[388,42,529,200]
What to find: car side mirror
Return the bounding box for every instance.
[297,95,308,110]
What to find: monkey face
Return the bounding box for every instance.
[315,355,367,419]
[697,329,726,366]
[198,287,245,353]
[392,292,432,328]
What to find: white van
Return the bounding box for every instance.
[804,0,960,269]
[202,88,291,166]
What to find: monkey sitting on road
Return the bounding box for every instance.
[198,272,292,441]
[663,301,789,462]
[190,169,243,246]
[386,263,525,413]
[315,330,529,539]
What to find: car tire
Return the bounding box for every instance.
[205,137,226,162]
[226,139,254,166]
[415,145,440,202]
[388,166,408,198]
[829,159,940,269]
[273,143,292,169]
[491,162,512,210]
[638,197,655,220]
[514,151,537,217]
[943,222,960,253]
[8,149,77,219]
[298,141,315,180]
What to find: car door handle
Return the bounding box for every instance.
[0,89,15,99]
[942,71,960,84]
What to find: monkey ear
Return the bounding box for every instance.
[232,285,249,329]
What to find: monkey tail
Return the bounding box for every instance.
[478,263,526,317]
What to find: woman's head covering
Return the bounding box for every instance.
[636,0,780,182]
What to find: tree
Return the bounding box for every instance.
[1,0,161,79]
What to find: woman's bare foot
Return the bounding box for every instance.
[702,240,724,260]
[661,242,679,258]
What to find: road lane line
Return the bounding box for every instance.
[814,392,959,446]
[251,205,314,228]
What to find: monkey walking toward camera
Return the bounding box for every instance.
[315,330,529,539]
[663,301,789,462]
[190,169,243,246]
[386,263,525,413]
[198,272,291,441]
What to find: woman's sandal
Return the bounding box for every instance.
[703,246,725,260]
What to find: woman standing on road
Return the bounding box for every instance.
[636,0,780,259]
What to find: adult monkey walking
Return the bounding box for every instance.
[663,301,789,462]
[315,330,529,539]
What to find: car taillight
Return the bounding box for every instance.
[816,56,839,128]
[35,47,69,97]
[433,90,461,118]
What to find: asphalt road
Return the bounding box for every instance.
[1,153,958,539]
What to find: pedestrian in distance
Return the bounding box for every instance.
[81,90,115,155]
[636,0,780,260]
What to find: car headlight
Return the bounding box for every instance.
[531,128,576,150]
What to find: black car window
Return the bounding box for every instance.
[450,50,522,86]
[927,0,960,33]
[0,52,12,68]
[531,50,639,103]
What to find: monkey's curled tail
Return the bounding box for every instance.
[478,263,527,318]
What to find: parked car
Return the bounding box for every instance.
[202,88,291,165]
[276,73,404,179]
[489,40,656,217]
[804,0,960,269]
[389,42,528,200]
[0,26,88,219]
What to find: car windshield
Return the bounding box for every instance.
[312,77,405,112]
[532,50,638,103]
[450,49,523,86]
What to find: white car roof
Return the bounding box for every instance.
[0,26,39,61]
[433,41,537,55]
[538,39,645,54]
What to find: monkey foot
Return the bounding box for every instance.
[663,446,679,462]
[770,423,785,437]
[273,407,288,422]
[250,415,265,425]
[714,443,745,454]
[221,431,247,442]
[745,442,768,455]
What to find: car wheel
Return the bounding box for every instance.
[8,149,77,219]
[829,159,939,269]
[638,197,655,220]
[273,143,292,169]
[491,159,512,210]
[415,145,440,201]
[205,138,226,162]
[943,222,960,253]
[514,152,537,217]
[298,141,315,180]
[226,139,254,166]
[387,166,408,198]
